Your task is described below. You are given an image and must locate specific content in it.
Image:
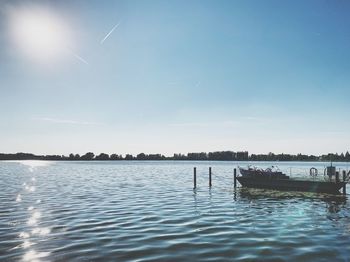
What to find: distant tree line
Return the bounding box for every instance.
[0,151,349,162]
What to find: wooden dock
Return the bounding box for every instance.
[193,167,348,195]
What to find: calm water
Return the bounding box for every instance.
[0,160,350,261]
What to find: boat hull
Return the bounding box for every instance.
[237,177,346,194]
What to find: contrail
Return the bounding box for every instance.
[66,48,89,65]
[100,22,120,44]
[72,52,89,65]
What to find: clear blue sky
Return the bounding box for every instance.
[0,0,349,156]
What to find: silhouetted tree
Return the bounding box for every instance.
[137,153,146,160]
[81,152,95,160]
[187,152,207,160]
[237,151,249,161]
[1,150,350,162]
[95,153,110,160]
[42,154,60,160]
[147,154,165,160]
[208,151,236,161]
[110,154,121,160]
[346,151,350,161]
[125,154,134,160]
[173,153,186,160]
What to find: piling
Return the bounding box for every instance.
[336,171,340,183]
[343,170,347,194]
[193,167,197,189]
[209,167,212,187]
[234,168,237,188]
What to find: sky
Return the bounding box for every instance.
[0,0,349,156]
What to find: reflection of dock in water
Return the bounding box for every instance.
[236,187,347,214]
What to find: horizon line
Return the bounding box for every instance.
[1,150,349,158]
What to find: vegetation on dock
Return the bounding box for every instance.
[0,151,350,162]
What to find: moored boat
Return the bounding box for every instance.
[237,166,349,194]
[239,166,289,179]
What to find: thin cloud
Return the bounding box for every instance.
[321,131,347,135]
[34,117,101,126]
[100,22,120,44]
[168,117,269,128]
[169,120,239,128]
[169,122,210,128]
[242,116,265,121]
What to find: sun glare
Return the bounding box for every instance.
[7,5,74,65]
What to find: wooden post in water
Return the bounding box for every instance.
[209,167,212,187]
[336,171,340,183]
[234,168,237,188]
[193,167,197,189]
[343,170,347,194]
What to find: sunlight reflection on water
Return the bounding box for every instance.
[3,161,55,262]
[16,193,22,202]
[0,161,349,261]
[19,232,30,239]
[27,215,38,226]
[22,240,34,249]
[23,250,50,262]
[32,227,51,236]
[16,160,54,168]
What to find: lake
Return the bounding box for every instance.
[0,160,349,261]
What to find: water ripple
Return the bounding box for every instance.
[0,161,349,261]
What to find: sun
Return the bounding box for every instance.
[7,5,74,65]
